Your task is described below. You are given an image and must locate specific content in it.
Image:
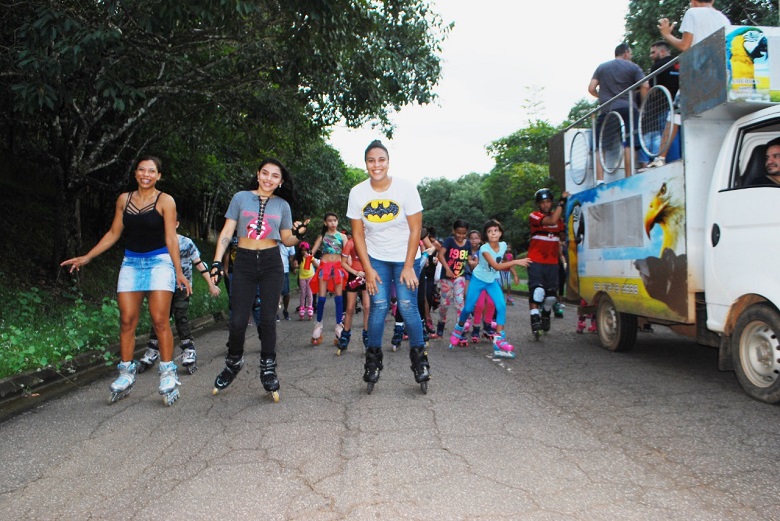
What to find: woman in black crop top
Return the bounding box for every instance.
[62,156,190,406]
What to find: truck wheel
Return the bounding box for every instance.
[732,304,780,404]
[596,296,637,352]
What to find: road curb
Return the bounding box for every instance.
[0,313,223,422]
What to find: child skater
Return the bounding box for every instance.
[434,219,470,339]
[449,220,531,358]
[310,213,348,345]
[296,241,317,320]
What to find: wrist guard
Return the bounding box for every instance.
[292,222,307,240]
[210,261,224,285]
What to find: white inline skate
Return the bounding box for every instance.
[158,361,181,406]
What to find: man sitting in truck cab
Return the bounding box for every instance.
[746,137,780,187]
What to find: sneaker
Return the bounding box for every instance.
[647,156,666,169]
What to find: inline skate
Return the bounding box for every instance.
[259,355,280,402]
[137,340,159,373]
[531,314,542,341]
[337,329,351,356]
[391,323,404,352]
[311,321,324,345]
[492,331,516,359]
[108,360,137,405]
[409,345,431,394]
[180,339,197,375]
[363,347,383,394]
[541,309,551,333]
[158,361,181,406]
[212,354,245,394]
[553,301,565,318]
[448,322,469,349]
[482,321,497,341]
[470,325,481,344]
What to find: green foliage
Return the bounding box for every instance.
[418,173,488,238]
[486,120,558,169]
[564,98,599,129]
[0,0,449,266]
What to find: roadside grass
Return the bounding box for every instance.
[0,251,229,380]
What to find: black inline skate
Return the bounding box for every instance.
[212,354,244,394]
[531,314,542,341]
[391,323,404,352]
[409,345,431,394]
[337,329,351,356]
[363,347,384,394]
[541,309,551,333]
[259,355,280,403]
[180,339,197,375]
[137,340,159,373]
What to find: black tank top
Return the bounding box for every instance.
[123,191,166,253]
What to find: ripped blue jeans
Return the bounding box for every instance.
[367,256,424,349]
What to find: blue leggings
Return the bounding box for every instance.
[458,278,506,326]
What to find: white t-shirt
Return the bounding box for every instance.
[679,7,730,46]
[347,177,423,263]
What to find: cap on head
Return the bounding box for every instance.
[535,188,554,204]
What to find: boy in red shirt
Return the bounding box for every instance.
[528,188,569,338]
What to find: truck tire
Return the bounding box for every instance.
[596,296,637,352]
[731,304,780,404]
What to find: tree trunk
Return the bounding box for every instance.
[53,174,82,272]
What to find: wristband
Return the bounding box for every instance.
[210,261,224,285]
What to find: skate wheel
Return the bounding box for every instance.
[187,365,197,375]
[163,390,179,406]
[367,382,375,394]
[420,381,428,394]
[271,391,280,403]
[392,345,398,352]
[212,388,220,395]
[336,348,342,356]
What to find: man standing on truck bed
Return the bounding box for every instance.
[588,43,647,183]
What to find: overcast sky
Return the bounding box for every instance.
[327,0,631,182]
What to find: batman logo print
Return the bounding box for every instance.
[363,200,400,223]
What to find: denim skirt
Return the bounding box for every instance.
[117,250,176,293]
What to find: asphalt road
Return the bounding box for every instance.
[1,301,779,520]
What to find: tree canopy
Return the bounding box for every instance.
[0,0,450,267]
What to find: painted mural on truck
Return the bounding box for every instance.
[566,169,688,322]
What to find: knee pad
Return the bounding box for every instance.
[543,296,557,312]
[530,286,545,305]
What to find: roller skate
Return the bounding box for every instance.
[471,325,481,344]
[391,323,404,352]
[448,322,468,349]
[553,301,565,318]
[409,345,431,394]
[158,361,181,406]
[259,355,280,402]
[306,306,314,320]
[311,321,324,345]
[363,347,383,394]
[430,321,445,340]
[108,361,137,405]
[421,319,430,346]
[482,321,497,341]
[362,329,368,348]
[298,306,306,320]
[425,318,435,335]
[212,354,244,394]
[576,315,587,334]
[531,314,542,341]
[333,322,344,346]
[180,339,197,375]
[541,310,551,333]
[137,341,159,373]
[492,331,516,359]
[588,317,598,333]
[337,329,351,356]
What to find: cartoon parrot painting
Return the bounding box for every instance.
[728,28,769,98]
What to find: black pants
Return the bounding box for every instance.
[228,247,283,358]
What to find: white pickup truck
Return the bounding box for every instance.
[549,26,780,403]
